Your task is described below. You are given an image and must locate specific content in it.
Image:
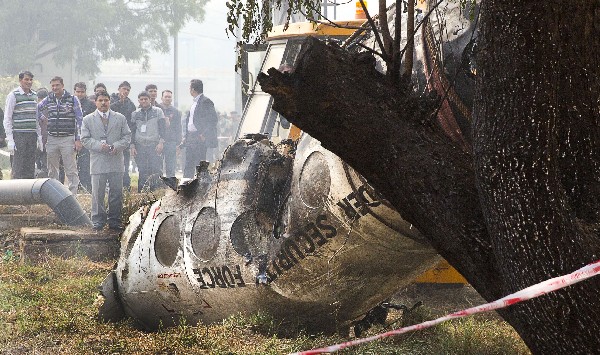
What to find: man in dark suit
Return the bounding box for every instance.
[182,79,217,179]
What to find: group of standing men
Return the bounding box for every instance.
[2,70,218,231]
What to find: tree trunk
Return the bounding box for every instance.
[474,1,600,353]
[259,37,502,301]
[257,2,600,353]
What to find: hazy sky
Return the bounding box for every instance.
[94,1,390,113]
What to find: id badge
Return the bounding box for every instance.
[140,124,147,133]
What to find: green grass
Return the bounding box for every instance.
[0,160,530,354]
[0,179,528,354]
[0,256,530,354]
[342,306,530,355]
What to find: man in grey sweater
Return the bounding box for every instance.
[130,91,165,192]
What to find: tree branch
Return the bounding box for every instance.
[355,42,385,59]
[392,0,401,56]
[359,0,388,62]
[389,0,402,85]
[341,20,374,49]
[401,0,414,81]
[378,0,393,56]
[399,0,444,59]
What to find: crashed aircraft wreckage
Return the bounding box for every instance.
[99,0,476,333]
[100,135,439,332]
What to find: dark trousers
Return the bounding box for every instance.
[135,144,162,192]
[59,158,65,183]
[91,172,124,228]
[35,148,47,173]
[12,131,37,179]
[162,141,177,177]
[123,149,131,189]
[77,147,92,192]
[183,141,207,179]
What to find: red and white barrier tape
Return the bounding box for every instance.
[292,259,600,355]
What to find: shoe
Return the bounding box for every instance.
[92,225,104,231]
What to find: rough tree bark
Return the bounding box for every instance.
[473,1,600,353]
[258,1,600,353]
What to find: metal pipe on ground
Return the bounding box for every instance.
[0,178,92,227]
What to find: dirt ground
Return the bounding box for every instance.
[393,283,487,315]
[0,194,94,255]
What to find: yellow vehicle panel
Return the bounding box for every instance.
[415,259,468,284]
[267,20,366,40]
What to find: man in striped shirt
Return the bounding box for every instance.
[3,71,41,179]
[37,76,83,194]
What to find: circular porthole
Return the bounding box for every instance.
[154,215,180,267]
[230,210,272,256]
[298,152,331,208]
[191,207,220,261]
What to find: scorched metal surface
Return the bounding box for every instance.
[99,134,439,333]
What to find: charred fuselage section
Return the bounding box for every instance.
[99,134,439,333]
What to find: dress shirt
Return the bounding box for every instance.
[187,94,202,132]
